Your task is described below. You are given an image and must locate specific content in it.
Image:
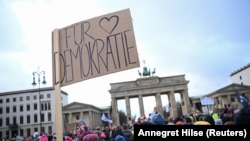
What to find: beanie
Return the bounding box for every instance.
[151,114,165,125]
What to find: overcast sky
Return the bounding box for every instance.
[0,0,249,118]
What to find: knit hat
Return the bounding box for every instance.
[194,121,211,125]
[151,113,165,125]
[83,134,99,141]
[175,121,183,125]
[79,119,86,125]
[114,135,126,141]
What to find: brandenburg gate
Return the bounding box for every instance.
[109,74,191,125]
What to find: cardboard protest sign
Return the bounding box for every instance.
[52,8,140,87]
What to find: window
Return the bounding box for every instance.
[48,113,52,121]
[6,117,9,126]
[47,93,51,98]
[34,103,37,110]
[34,114,38,123]
[27,129,31,137]
[27,115,30,124]
[76,115,79,120]
[231,97,235,102]
[20,116,23,124]
[0,118,2,126]
[19,97,23,101]
[26,96,30,101]
[34,127,38,132]
[20,129,24,136]
[48,103,51,110]
[45,103,47,111]
[6,107,9,113]
[41,113,45,122]
[6,98,9,103]
[13,117,16,124]
[0,108,2,114]
[41,104,44,111]
[5,131,9,138]
[239,75,242,80]
[20,105,23,112]
[48,126,52,134]
[13,106,16,113]
[33,95,37,100]
[0,99,2,103]
[26,104,30,111]
[40,94,43,99]
[13,98,16,102]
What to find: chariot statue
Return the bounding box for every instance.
[138,60,155,77]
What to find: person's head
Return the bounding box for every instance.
[79,119,86,125]
[214,118,223,125]
[168,117,174,123]
[115,125,123,131]
[83,134,99,141]
[151,113,165,125]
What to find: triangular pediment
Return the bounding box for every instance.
[208,83,250,96]
[63,102,96,110]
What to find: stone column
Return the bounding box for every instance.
[138,95,145,116]
[89,111,93,128]
[214,97,218,109]
[125,96,131,123]
[80,112,83,120]
[168,91,178,117]
[181,90,191,115]
[218,96,222,109]
[111,98,119,126]
[69,113,72,123]
[227,95,231,107]
[155,93,163,115]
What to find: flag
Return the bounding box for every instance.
[131,115,136,123]
[236,90,249,108]
[101,113,112,123]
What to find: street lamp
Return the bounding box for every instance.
[32,68,46,134]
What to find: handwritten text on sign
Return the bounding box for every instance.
[53,9,140,87]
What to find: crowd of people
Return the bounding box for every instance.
[69,105,250,141]
[1,105,249,141]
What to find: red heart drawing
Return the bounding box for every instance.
[99,15,119,34]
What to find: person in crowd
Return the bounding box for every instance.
[83,134,99,141]
[151,113,165,125]
[234,105,250,125]
[77,119,93,141]
[110,125,126,141]
[122,124,133,141]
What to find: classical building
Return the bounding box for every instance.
[190,63,250,114]
[62,102,111,133]
[205,83,250,112]
[0,87,68,139]
[109,74,191,126]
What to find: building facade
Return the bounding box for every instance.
[62,102,111,134]
[230,63,250,85]
[191,63,250,114]
[0,87,68,139]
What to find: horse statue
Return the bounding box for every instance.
[143,66,151,77]
[138,60,156,77]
